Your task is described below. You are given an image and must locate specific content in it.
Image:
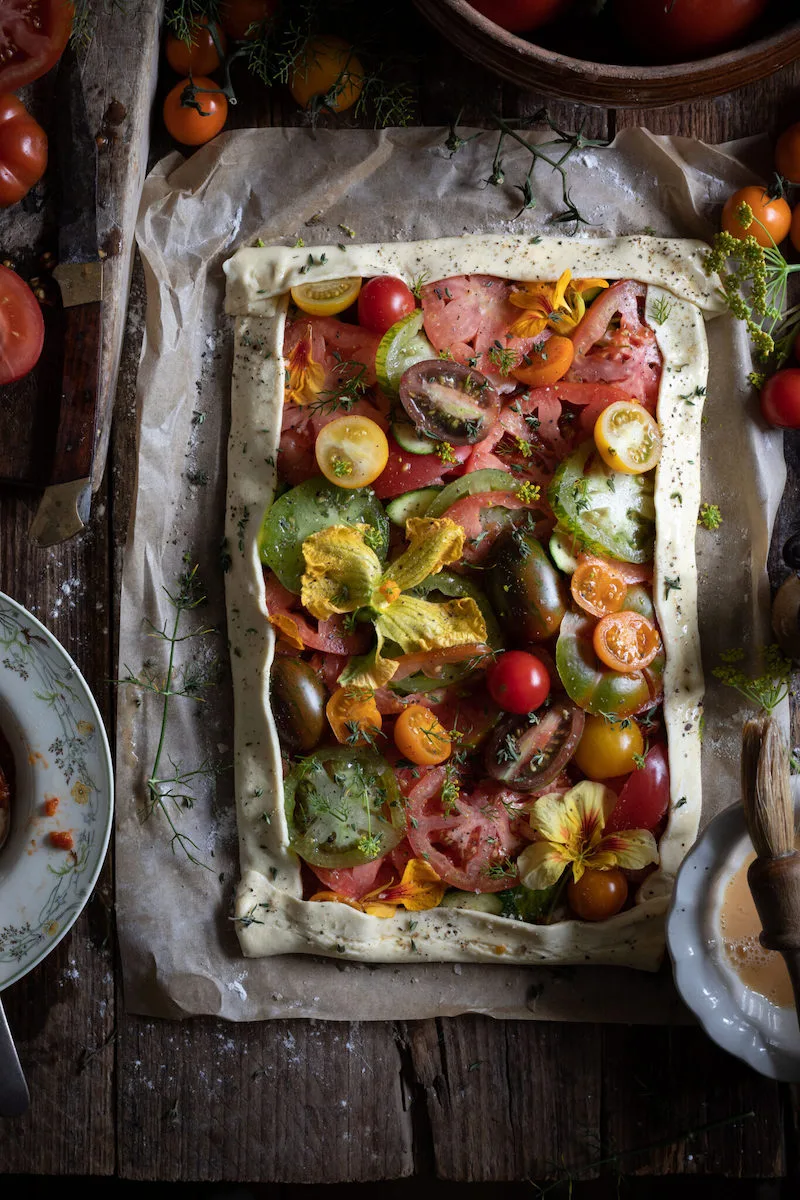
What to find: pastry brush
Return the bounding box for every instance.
[741,715,800,1024]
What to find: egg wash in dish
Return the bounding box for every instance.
[222,234,723,970]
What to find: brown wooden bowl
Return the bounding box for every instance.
[413,0,800,109]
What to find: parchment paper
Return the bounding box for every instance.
[117,125,786,1022]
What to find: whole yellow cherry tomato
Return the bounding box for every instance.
[573,713,644,780]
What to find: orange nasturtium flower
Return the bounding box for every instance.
[310,858,447,918]
[508,269,609,338]
[517,780,658,891]
[285,323,325,405]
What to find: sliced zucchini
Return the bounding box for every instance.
[391,420,435,456]
[549,527,581,574]
[375,309,436,395]
[440,891,504,914]
[385,486,442,526]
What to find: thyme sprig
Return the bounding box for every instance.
[120,563,223,869]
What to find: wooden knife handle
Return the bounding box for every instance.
[50,300,102,486]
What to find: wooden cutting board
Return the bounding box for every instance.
[0,1,162,492]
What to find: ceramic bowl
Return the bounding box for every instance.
[667,801,800,1082]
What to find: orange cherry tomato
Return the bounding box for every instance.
[163,76,228,146]
[791,204,800,255]
[165,17,227,76]
[394,704,452,766]
[568,867,628,921]
[776,123,800,186]
[570,559,628,619]
[289,35,364,115]
[593,611,661,674]
[721,186,791,248]
[511,334,574,387]
[326,686,383,749]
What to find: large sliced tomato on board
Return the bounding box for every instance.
[0,0,73,92]
[406,770,525,892]
[567,281,661,410]
[605,742,670,834]
[372,435,470,499]
[0,264,44,384]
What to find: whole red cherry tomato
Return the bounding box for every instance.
[165,17,227,76]
[760,369,800,430]
[613,0,769,63]
[357,276,416,336]
[486,650,551,715]
[776,123,800,186]
[0,94,47,208]
[467,0,572,34]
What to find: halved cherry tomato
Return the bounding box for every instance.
[291,277,362,318]
[486,650,550,715]
[290,35,364,115]
[165,16,227,75]
[163,76,228,146]
[0,93,47,208]
[593,611,661,674]
[567,866,628,921]
[315,414,389,487]
[0,0,73,92]
[721,186,792,248]
[605,743,669,834]
[573,713,644,780]
[326,685,383,748]
[358,276,416,336]
[776,123,800,186]
[394,704,452,766]
[219,0,277,40]
[593,400,662,474]
[0,264,44,385]
[511,334,574,387]
[484,698,584,792]
[570,559,628,618]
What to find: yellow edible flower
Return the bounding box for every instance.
[508,270,609,337]
[518,780,658,891]
[310,858,447,918]
[285,323,325,406]
[301,517,487,688]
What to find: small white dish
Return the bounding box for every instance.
[0,592,114,992]
[667,800,800,1082]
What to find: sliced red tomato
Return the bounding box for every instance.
[0,264,44,384]
[406,769,525,892]
[605,742,670,834]
[372,435,470,499]
[0,0,73,92]
[263,570,370,655]
[576,551,653,586]
[310,857,393,900]
[441,490,533,563]
[284,315,381,389]
[567,281,662,410]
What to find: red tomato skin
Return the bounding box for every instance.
[760,369,800,429]
[486,651,551,715]
[0,264,44,385]
[0,0,74,92]
[0,94,47,208]
[604,743,669,834]
[372,435,470,499]
[613,0,769,61]
[357,277,416,336]
[468,0,571,34]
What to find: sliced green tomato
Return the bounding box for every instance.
[555,584,665,717]
[258,476,389,593]
[284,746,405,869]
[425,468,518,519]
[290,276,362,317]
[375,309,435,394]
[549,527,581,575]
[594,400,662,474]
[385,486,442,526]
[391,419,435,455]
[440,891,503,914]
[548,440,655,564]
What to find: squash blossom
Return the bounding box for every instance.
[508,269,609,338]
[517,780,658,891]
[301,516,487,688]
[310,858,447,918]
[285,323,325,405]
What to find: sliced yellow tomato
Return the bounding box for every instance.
[315,415,389,488]
[593,400,662,474]
[291,276,362,317]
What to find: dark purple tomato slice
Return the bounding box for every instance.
[483,698,585,792]
[399,360,500,444]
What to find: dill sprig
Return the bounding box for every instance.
[704,204,800,373]
[649,295,674,325]
[712,644,792,714]
[120,563,223,869]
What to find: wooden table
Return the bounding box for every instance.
[2,7,800,1188]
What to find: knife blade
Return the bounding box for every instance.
[29,44,103,548]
